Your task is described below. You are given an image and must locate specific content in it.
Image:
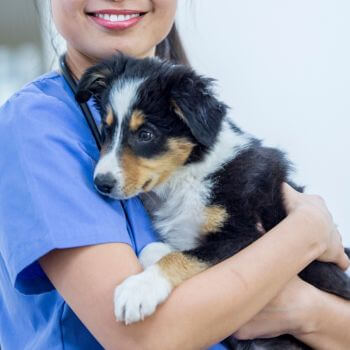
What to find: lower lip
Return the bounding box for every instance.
[89,14,143,30]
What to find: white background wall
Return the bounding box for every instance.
[177,0,350,246]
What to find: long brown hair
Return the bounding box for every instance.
[156,23,190,66]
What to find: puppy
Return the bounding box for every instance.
[76,54,350,350]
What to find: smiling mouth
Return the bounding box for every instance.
[87,10,147,23]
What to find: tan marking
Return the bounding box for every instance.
[157,252,208,287]
[129,110,145,131]
[171,100,186,122]
[201,205,229,235]
[121,138,194,197]
[99,107,114,156]
[105,107,114,127]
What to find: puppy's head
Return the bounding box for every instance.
[76,54,227,199]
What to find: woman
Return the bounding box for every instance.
[0,1,349,349]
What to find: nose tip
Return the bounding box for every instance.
[94,173,116,194]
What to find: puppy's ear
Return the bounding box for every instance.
[76,54,128,103]
[170,70,227,147]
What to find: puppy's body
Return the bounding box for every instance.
[76,55,350,350]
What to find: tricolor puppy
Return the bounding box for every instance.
[76,55,350,350]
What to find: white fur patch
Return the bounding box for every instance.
[114,265,172,325]
[139,242,174,269]
[147,176,210,250]
[110,78,145,136]
[94,78,145,195]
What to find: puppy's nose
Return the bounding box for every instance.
[94,173,116,194]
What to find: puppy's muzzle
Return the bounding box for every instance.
[94,173,117,195]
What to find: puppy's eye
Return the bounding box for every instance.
[137,129,154,142]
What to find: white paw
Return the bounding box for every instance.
[139,242,174,269]
[114,265,172,325]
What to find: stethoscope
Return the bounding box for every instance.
[59,54,102,151]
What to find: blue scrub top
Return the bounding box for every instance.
[0,72,228,349]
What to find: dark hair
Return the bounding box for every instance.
[156,23,190,66]
[34,1,190,66]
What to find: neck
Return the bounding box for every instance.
[65,46,157,80]
[65,48,99,80]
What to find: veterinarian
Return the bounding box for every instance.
[0,1,349,349]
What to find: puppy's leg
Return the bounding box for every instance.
[114,234,259,325]
[155,232,260,290]
[114,251,208,325]
[299,259,350,300]
[139,242,174,269]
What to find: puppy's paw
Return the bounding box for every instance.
[139,242,174,269]
[114,265,172,325]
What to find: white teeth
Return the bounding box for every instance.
[95,13,140,22]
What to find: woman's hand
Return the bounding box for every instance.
[235,276,350,350]
[282,183,349,270]
[234,277,318,340]
[233,185,350,347]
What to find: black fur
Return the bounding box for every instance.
[223,335,312,350]
[76,54,350,350]
[76,54,227,158]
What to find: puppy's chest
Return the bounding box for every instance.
[141,175,214,251]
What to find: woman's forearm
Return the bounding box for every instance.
[296,288,350,350]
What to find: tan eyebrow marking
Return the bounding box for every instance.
[171,100,186,121]
[105,106,114,126]
[129,110,145,131]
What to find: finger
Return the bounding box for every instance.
[281,182,300,196]
[338,251,350,271]
[333,229,350,270]
[234,324,260,340]
[281,183,300,213]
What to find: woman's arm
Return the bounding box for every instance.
[40,186,349,350]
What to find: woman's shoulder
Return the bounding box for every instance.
[1,71,77,124]
[2,71,69,108]
[0,71,100,157]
